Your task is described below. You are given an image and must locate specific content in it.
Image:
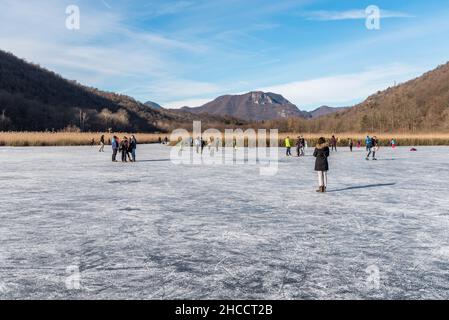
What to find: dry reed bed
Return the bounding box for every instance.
[1,132,449,147]
[0,132,169,147]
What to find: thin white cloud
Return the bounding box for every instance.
[0,0,208,98]
[258,64,424,109]
[163,98,212,109]
[305,9,414,21]
[121,79,220,99]
[164,64,425,110]
[101,0,112,10]
[149,1,195,16]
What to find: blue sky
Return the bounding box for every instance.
[1,0,449,110]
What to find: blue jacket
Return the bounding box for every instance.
[365,137,372,148]
[112,138,119,150]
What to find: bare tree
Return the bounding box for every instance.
[0,109,11,131]
[78,109,89,132]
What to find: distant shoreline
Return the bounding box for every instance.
[1,132,449,147]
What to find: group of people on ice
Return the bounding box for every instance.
[284,136,308,157]
[110,135,138,162]
[309,135,397,193]
[194,136,221,154]
[99,132,399,193]
[173,136,223,155]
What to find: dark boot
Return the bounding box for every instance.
[316,186,324,193]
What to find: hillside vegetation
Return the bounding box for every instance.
[260,62,449,133]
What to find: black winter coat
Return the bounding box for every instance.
[313,144,330,171]
[129,139,137,151]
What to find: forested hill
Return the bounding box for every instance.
[260,61,449,133]
[0,50,180,132]
[313,62,449,133]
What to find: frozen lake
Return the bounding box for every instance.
[1,144,449,299]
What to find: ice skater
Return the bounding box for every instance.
[130,135,137,162]
[285,136,292,156]
[99,135,105,152]
[111,136,119,162]
[330,135,337,152]
[365,136,371,151]
[215,136,221,151]
[176,137,184,154]
[194,137,201,154]
[296,136,302,157]
[120,137,132,162]
[391,138,396,149]
[348,138,354,152]
[201,137,207,154]
[313,137,330,193]
[366,136,378,160]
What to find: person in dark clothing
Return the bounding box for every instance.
[111,136,119,162]
[296,136,302,157]
[201,138,207,154]
[313,137,330,193]
[330,135,337,152]
[120,136,131,162]
[129,135,137,162]
[365,136,372,152]
[300,137,306,156]
[366,136,378,160]
[99,135,105,152]
[348,138,354,152]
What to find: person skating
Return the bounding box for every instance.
[208,137,213,151]
[391,138,396,149]
[366,136,378,160]
[111,136,119,162]
[201,138,207,154]
[99,135,105,152]
[301,136,306,156]
[194,137,201,154]
[371,136,379,160]
[129,135,137,162]
[215,136,221,151]
[348,138,354,152]
[330,135,337,152]
[313,137,330,193]
[285,136,292,156]
[365,136,371,151]
[120,137,131,162]
[296,136,302,157]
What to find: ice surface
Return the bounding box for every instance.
[1,144,449,299]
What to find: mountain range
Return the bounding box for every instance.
[0,50,242,132]
[180,92,344,121]
[1,49,448,133]
[144,101,163,110]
